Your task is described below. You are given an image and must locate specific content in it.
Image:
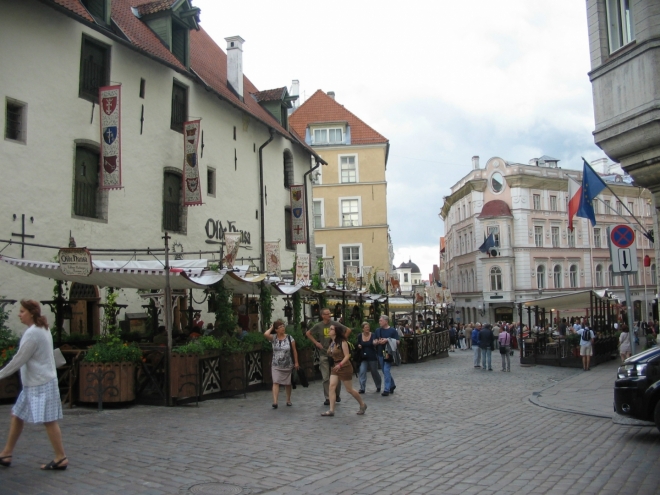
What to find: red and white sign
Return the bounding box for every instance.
[290,185,306,244]
[99,85,122,189]
[183,120,202,206]
[608,224,637,274]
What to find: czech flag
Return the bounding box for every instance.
[567,176,582,231]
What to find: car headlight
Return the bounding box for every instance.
[617,363,647,379]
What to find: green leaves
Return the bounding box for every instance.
[82,335,143,363]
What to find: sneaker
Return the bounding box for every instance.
[381,391,390,396]
[323,399,330,406]
[358,390,365,394]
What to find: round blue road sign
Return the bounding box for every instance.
[611,225,635,248]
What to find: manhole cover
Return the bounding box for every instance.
[189,482,243,494]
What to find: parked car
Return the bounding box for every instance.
[614,346,660,431]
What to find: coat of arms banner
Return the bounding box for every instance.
[443,289,453,304]
[99,85,122,190]
[376,270,387,289]
[414,286,426,305]
[323,257,336,283]
[265,241,281,276]
[346,265,358,290]
[362,266,373,288]
[224,232,241,269]
[295,253,310,286]
[183,120,202,206]
[290,185,306,244]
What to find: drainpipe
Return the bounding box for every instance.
[259,128,275,272]
[303,158,322,254]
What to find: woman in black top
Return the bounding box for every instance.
[357,322,382,394]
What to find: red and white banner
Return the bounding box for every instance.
[183,120,202,206]
[568,176,582,232]
[295,253,310,286]
[99,85,122,190]
[290,185,306,244]
[224,232,240,269]
[265,241,281,276]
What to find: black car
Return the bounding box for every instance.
[614,346,660,431]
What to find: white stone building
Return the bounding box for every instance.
[0,0,322,332]
[440,156,657,324]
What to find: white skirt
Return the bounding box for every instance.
[12,378,63,424]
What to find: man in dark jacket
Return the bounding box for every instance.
[479,324,494,371]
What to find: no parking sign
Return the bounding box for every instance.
[607,224,638,274]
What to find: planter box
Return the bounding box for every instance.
[220,353,245,392]
[0,373,20,400]
[170,353,201,399]
[79,362,135,403]
[297,348,315,382]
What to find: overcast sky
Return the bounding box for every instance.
[194,0,602,278]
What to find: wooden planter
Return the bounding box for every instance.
[79,362,135,403]
[297,348,315,381]
[170,353,201,399]
[0,373,20,400]
[220,352,245,391]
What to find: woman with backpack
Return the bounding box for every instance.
[264,320,299,409]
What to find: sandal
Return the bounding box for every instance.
[41,457,67,471]
[0,455,11,467]
[320,411,334,417]
[286,402,292,407]
[357,403,367,415]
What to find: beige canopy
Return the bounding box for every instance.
[522,289,612,311]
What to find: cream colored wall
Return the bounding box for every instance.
[315,226,390,275]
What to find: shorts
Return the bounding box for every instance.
[579,345,593,356]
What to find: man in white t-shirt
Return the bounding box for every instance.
[578,326,594,371]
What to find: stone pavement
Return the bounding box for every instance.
[0,348,659,495]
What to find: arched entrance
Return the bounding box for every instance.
[69,283,100,337]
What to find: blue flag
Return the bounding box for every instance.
[575,159,607,226]
[478,233,496,253]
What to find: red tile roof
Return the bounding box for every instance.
[478,200,513,219]
[42,0,321,161]
[252,87,287,103]
[289,90,388,145]
[134,0,177,17]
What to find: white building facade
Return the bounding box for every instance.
[440,156,657,324]
[0,0,320,332]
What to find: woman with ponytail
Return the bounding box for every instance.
[0,300,68,470]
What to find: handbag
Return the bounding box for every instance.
[293,367,309,388]
[53,348,67,368]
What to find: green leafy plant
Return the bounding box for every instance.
[101,287,121,337]
[212,280,237,336]
[82,335,143,363]
[566,333,581,347]
[287,326,313,350]
[260,282,273,330]
[293,292,302,332]
[0,307,18,369]
[243,330,270,350]
[311,257,324,290]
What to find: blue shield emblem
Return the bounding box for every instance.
[103,126,117,145]
[293,208,303,219]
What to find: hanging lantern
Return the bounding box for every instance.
[644,255,651,267]
[311,303,320,317]
[283,300,293,319]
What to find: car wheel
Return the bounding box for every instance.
[655,401,660,433]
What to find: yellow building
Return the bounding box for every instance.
[290,90,391,279]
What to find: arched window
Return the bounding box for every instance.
[163,170,184,232]
[595,264,603,287]
[470,269,475,292]
[569,265,578,288]
[553,265,562,288]
[283,150,294,188]
[490,266,502,291]
[537,265,545,289]
[652,264,657,286]
[608,264,616,286]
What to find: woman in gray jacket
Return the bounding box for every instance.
[0,300,68,470]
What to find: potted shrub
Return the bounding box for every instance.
[218,336,250,392]
[170,336,222,399]
[79,335,142,403]
[566,333,581,358]
[0,322,19,401]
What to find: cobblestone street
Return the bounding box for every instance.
[1,349,659,495]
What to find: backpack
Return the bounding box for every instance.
[581,329,591,343]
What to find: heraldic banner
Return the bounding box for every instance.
[362,266,373,289]
[224,232,241,269]
[295,253,310,286]
[346,265,358,290]
[414,286,426,305]
[99,85,122,190]
[290,185,306,244]
[265,241,281,276]
[323,257,336,283]
[376,270,387,289]
[183,120,202,206]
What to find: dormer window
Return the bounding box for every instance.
[136,0,200,68]
[313,128,343,145]
[82,0,111,25]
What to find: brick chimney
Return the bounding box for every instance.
[225,36,245,99]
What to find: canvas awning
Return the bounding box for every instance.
[522,290,612,311]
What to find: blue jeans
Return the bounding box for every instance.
[473,346,481,366]
[480,347,492,369]
[377,356,395,392]
[358,360,382,391]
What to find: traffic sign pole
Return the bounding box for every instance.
[623,273,636,355]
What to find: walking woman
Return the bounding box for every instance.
[357,322,381,394]
[0,300,68,470]
[618,324,632,362]
[322,325,367,416]
[264,320,299,408]
[498,325,512,372]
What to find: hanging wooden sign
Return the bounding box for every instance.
[58,248,93,277]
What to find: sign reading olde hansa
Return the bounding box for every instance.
[58,248,93,277]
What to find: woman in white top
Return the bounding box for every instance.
[618,324,632,363]
[0,300,68,470]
